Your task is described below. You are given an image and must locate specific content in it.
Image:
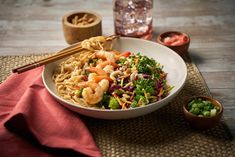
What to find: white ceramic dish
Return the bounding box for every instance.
[42,37,187,119]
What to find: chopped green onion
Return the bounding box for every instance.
[187,98,219,117]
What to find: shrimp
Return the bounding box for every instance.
[76,78,109,105]
[96,50,116,62]
[96,60,119,69]
[88,69,112,83]
[96,50,131,62]
[103,65,114,74]
[110,71,123,82]
[98,79,110,92]
[88,73,97,81]
[93,75,112,83]
[75,81,89,89]
[88,65,107,76]
[82,82,104,105]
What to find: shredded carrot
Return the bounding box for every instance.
[112,92,126,109]
[121,103,127,109]
[158,87,164,97]
[160,73,167,79]
[130,91,135,100]
[143,90,149,104]
[120,77,124,87]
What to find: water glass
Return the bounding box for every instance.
[113,0,153,40]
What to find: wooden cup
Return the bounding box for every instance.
[156,31,190,56]
[62,11,102,44]
[183,96,223,130]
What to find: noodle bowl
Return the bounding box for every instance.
[43,37,187,119]
[52,36,172,109]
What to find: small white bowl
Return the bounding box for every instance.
[42,37,187,119]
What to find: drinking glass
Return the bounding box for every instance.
[113,0,153,40]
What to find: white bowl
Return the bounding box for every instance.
[42,37,187,119]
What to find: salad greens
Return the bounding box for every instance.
[98,52,173,109]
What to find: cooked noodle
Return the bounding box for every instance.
[53,36,113,107]
[53,36,172,109]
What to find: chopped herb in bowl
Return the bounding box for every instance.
[187,98,220,117]
[183,96,223,129]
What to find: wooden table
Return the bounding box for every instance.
[0,0,234,136]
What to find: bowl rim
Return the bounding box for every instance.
[42,37,187,113]
[157,31,190,48]
[183,96,223,119]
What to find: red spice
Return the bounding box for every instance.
[162,33,189,46]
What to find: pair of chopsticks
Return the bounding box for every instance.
[12,35,119,74]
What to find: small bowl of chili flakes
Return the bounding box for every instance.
[156,31,190,56]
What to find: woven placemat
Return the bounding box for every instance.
[0,54,234,157]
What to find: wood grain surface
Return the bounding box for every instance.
[0,0,234,136]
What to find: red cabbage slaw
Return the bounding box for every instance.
[96,52,173,109]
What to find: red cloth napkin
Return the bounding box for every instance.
[0,67,101,157]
